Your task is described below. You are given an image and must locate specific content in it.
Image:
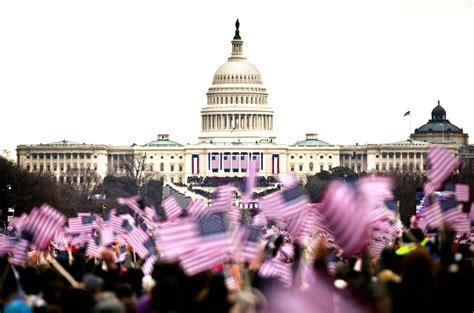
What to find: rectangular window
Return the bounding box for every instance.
[26,165,31,171]
[170,165,174,172]
[179,165,183,171]
[299,164,303,171]
[290,165,295,172]
[328,165,332,170]
[320,165,324,171]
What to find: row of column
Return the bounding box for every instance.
[208,95,267,105]
[202,114,273,131]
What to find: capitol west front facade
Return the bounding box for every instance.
[16,22,465,185]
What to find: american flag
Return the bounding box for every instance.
[320,180,370,257]
[240,153,248,171]
[160,196,183,221]
[68,215,98,234]
[455,184,470,203]
[253,154,260,172]
[275,243,295,263]
[6,237,29,266]
[186,199,208,219]
[422,196,464,229]
[259,258,293,288]
[284,210,308,239]
[368,238,387,259]
[227,206,241,225]
[70,232,91,246]
[0,234,29,266]
[440,196,464,224]
[223,154,231,170]
[421,199,443,228]
[179,246,227,276]
[241,160,258,201]
[211,154,219,170]
[469,203,474,222]
[259,184,308,220]
[357,177,394,216]
[86,232,102,257]
[277,173,299,188]
[142,255,158,275]
[8,213,28,233]
[117,196,144,216]
[209,185,234,213]
[51,228,72,250]
[120,220,155,259]
[22,204,66,250]
[252,212,268,228]
[451,213,471,235]
[101,208,119,247]
[160,213,233,266]
[424,145,459,195]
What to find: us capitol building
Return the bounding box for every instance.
[16,21,469,185]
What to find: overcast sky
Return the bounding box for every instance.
[1,0,473,154]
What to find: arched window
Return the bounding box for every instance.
[160,162,164,172]
[309,162,314,171]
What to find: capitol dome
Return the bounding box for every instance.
[199,20,275,143]
[212,61,263,85]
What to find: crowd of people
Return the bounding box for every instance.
[186,176,278,188]
[0,223,472,313]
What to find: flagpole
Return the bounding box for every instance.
[409,114,411,140]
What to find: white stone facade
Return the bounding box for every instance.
[15,22,463,186]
